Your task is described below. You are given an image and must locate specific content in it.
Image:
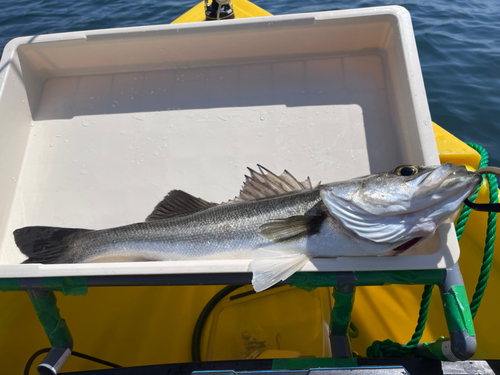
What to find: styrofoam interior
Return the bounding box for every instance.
[0,6,453,278]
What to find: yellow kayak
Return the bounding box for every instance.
[1,1,499,373]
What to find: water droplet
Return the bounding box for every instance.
[49,143,53,147]
[82,121,89,127]
[260,113,266,121]
[424,119,429,125]
[56,134,61,138]
[130,96,135,101]
[256,132,264,137]
[30,122,35,127]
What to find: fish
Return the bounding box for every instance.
[14,163,481,292]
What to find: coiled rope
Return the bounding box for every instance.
[366,143,498,358]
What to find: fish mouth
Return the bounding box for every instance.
[402,163,482,215]
[417,164,470,187]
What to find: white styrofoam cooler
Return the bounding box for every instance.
[0,6,456,279]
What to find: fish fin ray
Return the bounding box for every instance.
[259,215,325,242]
[251,249,311,292]
[14,226,90,264]
[226,166,313,204]
[146,190,217,221]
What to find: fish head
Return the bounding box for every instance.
[320,163,482,246]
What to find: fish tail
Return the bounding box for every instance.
[14,226,91,264]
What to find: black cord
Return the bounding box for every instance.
[71,351,122,368]
[24,347,122,375]
[24,348,50,375]
[191,285,244,362]
[464,198,500,212]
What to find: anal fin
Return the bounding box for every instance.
[251,248,311,292]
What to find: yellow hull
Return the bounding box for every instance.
[1,2,499,373]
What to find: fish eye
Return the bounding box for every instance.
[395,165,419,176]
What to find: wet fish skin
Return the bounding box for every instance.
[14,163,482,291]
[65,189,326,263]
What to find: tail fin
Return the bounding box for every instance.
[14,226,91,264]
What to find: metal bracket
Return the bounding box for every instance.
[438,263,476,360]
[415,263,476,361]
[330,272,357,358]
[24,286,73,374]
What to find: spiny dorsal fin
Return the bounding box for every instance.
[259,215,325,242]
[146,190,217,221]
[227,165,313,204]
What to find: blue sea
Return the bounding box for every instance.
[1,0,499,165]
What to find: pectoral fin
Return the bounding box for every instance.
[251,248,311,292]
[259,215,325,242]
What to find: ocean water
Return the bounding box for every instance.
[1,0,499,166]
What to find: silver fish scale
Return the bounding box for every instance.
[64,189,324,263]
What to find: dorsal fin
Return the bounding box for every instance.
[226,165,313,204]
[146,190,217,221]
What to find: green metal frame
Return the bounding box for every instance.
[0,265,475,373]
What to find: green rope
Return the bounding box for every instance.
[366,285,434,358]
[366,143,497,358]
[455,146,489,240]
[466,143,498,319]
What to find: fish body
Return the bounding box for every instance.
[14,163,482,291]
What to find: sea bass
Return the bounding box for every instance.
[15,163,481,292]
